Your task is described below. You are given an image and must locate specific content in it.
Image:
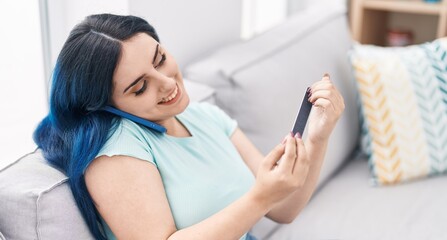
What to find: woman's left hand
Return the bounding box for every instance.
[306,74,345,144]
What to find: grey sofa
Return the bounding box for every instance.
[184,1,447,239]
[1,1,446,240]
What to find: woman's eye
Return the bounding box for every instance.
[135,80,147,96]
[154,53,166,69]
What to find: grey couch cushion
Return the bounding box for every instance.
[184,1,359,189]
[0,150,94,240]
[183,78,216,104]
[252,157,447,240]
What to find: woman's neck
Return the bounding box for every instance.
[162,117,192,137]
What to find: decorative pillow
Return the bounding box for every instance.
[350,38,447,185]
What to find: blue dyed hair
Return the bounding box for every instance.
[33,14,159,239]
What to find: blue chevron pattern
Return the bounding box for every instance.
[359,99,373,157]
[422,40,447,174]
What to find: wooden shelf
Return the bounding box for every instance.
[350,0,447,45]
[362,0,442,15]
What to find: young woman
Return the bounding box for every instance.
[34,14,344,240]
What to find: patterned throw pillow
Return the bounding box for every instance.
[350,38,447,185]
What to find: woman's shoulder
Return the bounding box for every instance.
[104,118,156,148]
[96,118,155,164]
[113,118,149,137]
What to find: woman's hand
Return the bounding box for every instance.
[307,74,345,144]
[250,134,310,208]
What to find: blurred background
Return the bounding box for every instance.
[0,0,441,168]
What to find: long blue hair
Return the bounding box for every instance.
[33,14,159,239]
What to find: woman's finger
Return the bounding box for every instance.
[278,134,297,173]
[310,74,333,90]
[309,91,337,113]
[309,88,344,114]
[292,137,309,181]
[308,89,334,102]
[262,143,286,170]
[310,77,344,112]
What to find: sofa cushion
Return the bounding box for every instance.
[252,157,447,240]
[0,150,94,240]
[183,78,216,104]
[184,1,359,189]
[350,38,447,184]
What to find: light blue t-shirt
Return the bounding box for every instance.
[96,102,255,240]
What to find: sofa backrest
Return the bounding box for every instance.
[0,150,95,240]
[184,1,360,189]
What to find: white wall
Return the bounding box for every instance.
[287,0,309,15]
[242,0,288,39]
[46,0,242,70]
[47,0,129,68]
[0,1,47,168]
[46,0,295,69]
[128,0,242,69]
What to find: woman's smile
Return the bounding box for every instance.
[158,83,181,105]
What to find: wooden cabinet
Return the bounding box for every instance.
[350,0,447,45]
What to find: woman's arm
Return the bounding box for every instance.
[231,75,344,223]
[85,134,307,240]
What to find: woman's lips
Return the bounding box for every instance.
[158,84,181,105]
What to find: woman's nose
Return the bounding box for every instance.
[157,76,176,93]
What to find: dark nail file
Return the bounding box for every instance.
[291,88,313,136]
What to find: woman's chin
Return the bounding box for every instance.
[179,91,190,110]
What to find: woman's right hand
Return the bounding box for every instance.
[251,133,310,208]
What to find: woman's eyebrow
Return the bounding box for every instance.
[123,75,144,94]
[152,44,159,64]
[123,44,159,94]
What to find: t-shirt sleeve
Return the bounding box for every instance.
[95,120,155,166]
[199,102,238,137]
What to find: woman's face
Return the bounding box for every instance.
[111,33,189,125]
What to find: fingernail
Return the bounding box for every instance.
[294,132,302,139]
[290,131,294,137]
[323,73,331,80]
[307,88,312,98]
